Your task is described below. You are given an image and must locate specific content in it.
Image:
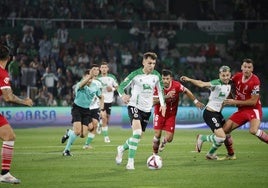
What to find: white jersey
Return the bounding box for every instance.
[98,74,118,103]
[206,79,231,112]
[117,68,165,112]
[90,79,103,110]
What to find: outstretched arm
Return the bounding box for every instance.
[180,76,210,88]
[1,88,33,106]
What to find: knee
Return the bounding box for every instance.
[166,136,173,143]
[249,128,257,135]
[3,133,16,141]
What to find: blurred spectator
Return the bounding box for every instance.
[38,34,52,61]
[57,22,69,49]
[41,66,58,96]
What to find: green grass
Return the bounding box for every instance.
[2,127,268,188]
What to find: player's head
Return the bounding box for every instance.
[90,64,100,77]
[142,52,157,74]
[161,69,173,88]
[219,65,231,84]
[100,61,109,75]
[241,58,254,78]
[0,45,10,61]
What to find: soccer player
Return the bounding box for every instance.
[83,64,104,149]
[98,62,118,143]
[62,69,101,156]
[152,69,204,155]
[115,52,166,170]
[222,58,268,159]
[0,45,33,184]
[180,65,232,160]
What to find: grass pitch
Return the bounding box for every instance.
[2,127,268,188]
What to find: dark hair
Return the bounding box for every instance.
[0,45,10,60]
[90,64,99,69]
[243,58,254,65]
[143,52,157,60]
[162,69,173,77]
[84,69,90,75]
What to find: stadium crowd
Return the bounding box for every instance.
[0,0,267,107]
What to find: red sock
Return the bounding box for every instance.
[1,141,14,175]
[256,130,268,144]
[224,134,235,156]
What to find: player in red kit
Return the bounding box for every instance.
[222,58,268,160]
[152,69,204,154]
[0,45,33,184]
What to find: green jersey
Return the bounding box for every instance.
[74,80,102,109]
[118,68,165,112]
[207,79,231,112]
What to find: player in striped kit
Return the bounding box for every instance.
[115,52,166,170]
[97,62,118,143]
[180,65,232,160]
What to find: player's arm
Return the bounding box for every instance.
[180,76,210,88]
[184,87,205,109]
[1,88,33,106]
[79,74,93,88]
[224,94,259,107]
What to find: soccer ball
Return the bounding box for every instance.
[147,154,163,170]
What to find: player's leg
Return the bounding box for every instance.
[152,129,161,154]
[205,128,226,158]
[158,115,175,152]
[248,110,268,143]
[0,123,20,184]
[222,119,237,159]
[83,119,98,149]
[126,119,142,170]
[102,103,111,143]
[152,114,162,154]
[63,122,81,156]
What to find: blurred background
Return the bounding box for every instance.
[0,0,267,107]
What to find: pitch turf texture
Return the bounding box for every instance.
[2,127,267,188]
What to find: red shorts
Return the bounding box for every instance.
[229,108,262,127]
[0,114,8,127]
[153,114,176,133]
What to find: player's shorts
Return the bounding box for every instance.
[71,103,92,125]
[104,103,112,115]
[90,108,100,121]
[0,114,9,127]
[127,106,151,132]
[229,108,263,126]
[153,114,176,133]
[203,108,225,132]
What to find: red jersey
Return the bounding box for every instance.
[154,80,185,117]
[0,66,11,126]
[0,66,11,95]
[232,72,262,110]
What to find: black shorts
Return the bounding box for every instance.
[127,106,151,132]
[71,103,92,125]
[90,108,100,121]
[203,108,225,132]
[104,103,112,115]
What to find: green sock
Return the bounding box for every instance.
[102,126,108,137]
[123,139,130,150]
[64,131,77,151]
[208,142,222,154]
[201,134,215,142]
[128,134,141,159]
[85,133,95,145]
